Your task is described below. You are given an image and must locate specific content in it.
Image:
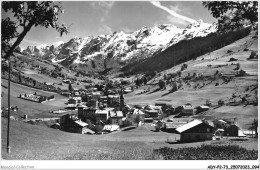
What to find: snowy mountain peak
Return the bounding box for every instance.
[52,41,64,48]
[36,44,48,49]
[23,21,217,67]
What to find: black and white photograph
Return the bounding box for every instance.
[1,0,259,169]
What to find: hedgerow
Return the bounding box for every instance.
[154,145,258,160]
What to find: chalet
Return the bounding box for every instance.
[65,104,77,110]
[176,119,214,142]
[224,124,239,136]
[68,98,77,104]
[110,111,123,126]
[127,109,145,124]
[78,105,97,122]
[181,103,194,116]
[74,91,80,96]
[60,113,77,124]
[95,109,110,123]
[59,114,91,134]
[68,97,82,104]
[122,104,132,117]
[91,92,101,100]
[144,105,162,111]
[61,91,71,97]
[88,99,99,108]
[73,120,89,134]
[155,102,172,112]
[196,105,210,114]
[145,109,162,119]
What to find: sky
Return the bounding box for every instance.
[2,1,217,49]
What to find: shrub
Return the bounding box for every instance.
[249,51,257,59]
[234,63,240,70]
[171,82,178,92]
[158,79,166,89]
[178,82,183,89]
[218,99,225,105]
[227,50,233,53]
[177,71,182,77]
[122,119,133,127]
[181,64,188,71]
[143,76,148,85]
[134,115,141,127]
[91,60,96,68]
[236,69,246,77]
[206,99,212,106]
[163,74,167,80]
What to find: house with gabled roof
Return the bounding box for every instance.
[95,109,110,123]
[60,114,93,134]
[126,109,145,125]
[181,103,194,116]
[109,111,123,126]
[176,119,214,142]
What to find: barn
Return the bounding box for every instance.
[196,105,210,114]
[176,119,214,142]
[224,124,239,136]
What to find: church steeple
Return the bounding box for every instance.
[120,86,124,111]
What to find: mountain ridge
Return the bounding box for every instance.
[22,20,217,73]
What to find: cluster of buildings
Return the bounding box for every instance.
[57,85,178,134]
[19,92,55,103]
[50,83,252,143]
[59,86,144,134]
[156,116,247,143]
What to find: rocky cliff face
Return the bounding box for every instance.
[23,20,217,73]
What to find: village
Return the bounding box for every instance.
[10,76,254,144]
[1,1,258,163]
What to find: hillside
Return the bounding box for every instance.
[1,118,257,160]
[122,27,252,73]
[1,79,68,119]
[124,30,258,129]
